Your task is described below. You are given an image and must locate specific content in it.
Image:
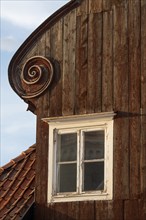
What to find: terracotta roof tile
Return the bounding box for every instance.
[0,145,36,219]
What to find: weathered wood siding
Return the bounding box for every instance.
[15,0,146,219]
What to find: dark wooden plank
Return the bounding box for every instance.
[77,0,88,16]
[113,2,129,200]
[112,200,124,220]
[45,30,51,58]
[102,10,113,112]
[88,0,102,13]
[75,13,88,114]
[124,200,146,220]
[62,9,76,116]
[35,31,49,212]
[87,13,102,113]
[95,200,123,220]
[53,202,69,220]
[103,0,112,11]
[79,201,94,220]
[128,0,141,199]
[35,95,49,220]
[49,19,63,117]
[95,201,108,220]
[68,202,79,220]
[140,0,146,199]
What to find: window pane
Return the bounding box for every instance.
[84,162,104,191]
[58,164,76,193]
[84,130,104,160]
[58,133,77,162]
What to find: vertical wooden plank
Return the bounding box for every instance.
[88,0,102,13]
[95,201,123,220]
[35,95,49,219]
[75,4,88,114]
[87,13,102,113]
[113,2,129,199]
[124,200,146,220]
[77,0,88,16]
[112,200,124,220]
[49,20,63,117]
[45,204,54,220]
[68,202,79,220]
[140,0,146,199]
[45,30,51,58]
[62,9,76,116]
[128,0,141,199]
[95,201,108,220]
[79,201,94,220]
[102,10,113,112]
[35,33,49,219]
[103,0,112,11]
[53,203,68,220]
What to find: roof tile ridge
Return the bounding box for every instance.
[0,158,28,209]
[17,193,35,220]
[0,157,35,209]
[4,175,35,218]
[0,167,14,186]
[11,192,35,220]
[0,167,4,173]
[0,144,36,171]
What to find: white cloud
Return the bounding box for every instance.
[0,35,19,52]
[1,1,68,30]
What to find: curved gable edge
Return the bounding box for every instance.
[8,0,81,110]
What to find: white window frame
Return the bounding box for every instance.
[43,112,115,203]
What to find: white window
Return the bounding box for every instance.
[43,112,115,203]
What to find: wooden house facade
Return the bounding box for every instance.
[8,0,146,219]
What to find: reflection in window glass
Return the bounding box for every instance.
[84,130,104,160]
[58,133,77,162]
[84,162,104,191]
[58,164,77,193]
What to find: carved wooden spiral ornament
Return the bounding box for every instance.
[21,56,53,98]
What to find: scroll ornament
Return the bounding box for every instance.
[20,56,53,98]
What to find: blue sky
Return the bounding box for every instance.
[0,0,68,166]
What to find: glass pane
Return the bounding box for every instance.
[84,130,104,160]
[58,133,77,162]
[58,164,76,193]
[84,162,104,191]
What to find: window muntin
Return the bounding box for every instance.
[46,113,114,202]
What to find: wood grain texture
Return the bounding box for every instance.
[62,9,76,116]
[45,30,51,58]
[113,2,129,199]
[87,13,102,113]
[140,0,146,199]
[95,200,123,220]
[35,33,49,211]
[79,201,94,220]
[124,200,146,220]
[49,19,63,117]
[77,0,88,16]
[102,10,113,112]
[75,13,88,114]
[103,0,112,11]
[68,202,79,220]
[128,0,141,199]
[88,0,102,13]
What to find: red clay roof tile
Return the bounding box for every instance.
[0,145,35,219]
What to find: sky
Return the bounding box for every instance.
[0,0,68,166]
